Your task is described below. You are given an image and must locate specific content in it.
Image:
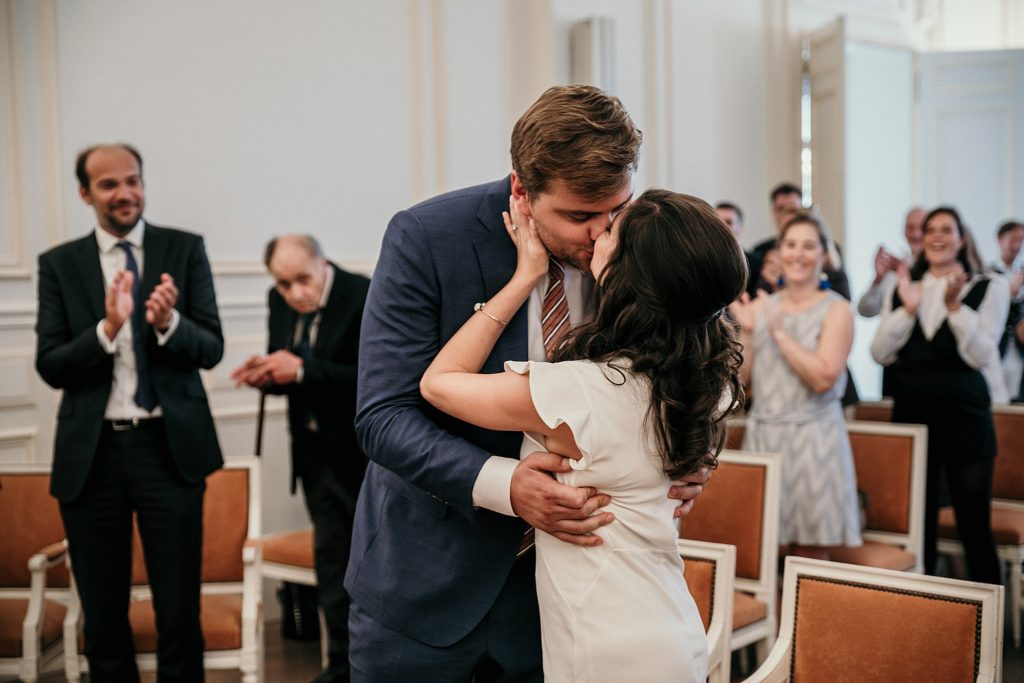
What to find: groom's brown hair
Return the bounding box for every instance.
[511,85,641,201]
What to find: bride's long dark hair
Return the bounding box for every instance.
[555,190,748,478]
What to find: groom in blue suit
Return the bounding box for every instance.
[347,86,705,681]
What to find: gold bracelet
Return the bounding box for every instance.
[474,302,508,326]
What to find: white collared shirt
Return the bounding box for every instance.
[472,264,595,516]
[94,220,180,419]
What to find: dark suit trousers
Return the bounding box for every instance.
[296,429,358,670]
[59,420,205,683]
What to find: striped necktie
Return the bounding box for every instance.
[542,259,570,360]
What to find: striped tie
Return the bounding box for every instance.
[542,258,570,360]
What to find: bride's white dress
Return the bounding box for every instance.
[507,359,708,683]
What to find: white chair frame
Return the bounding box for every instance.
[745,556,1004,683]
[0,464,69,683]
[845,420,928,573]
[678,539,736,683]
[62,457,263,683]
[258,529,328,670]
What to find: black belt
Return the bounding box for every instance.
[104,417,164,432]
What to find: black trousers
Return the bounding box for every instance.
[923,455,1002,585]
[59,420,205,683]
[295,429,359,672]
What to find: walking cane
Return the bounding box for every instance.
[254,390,266,456]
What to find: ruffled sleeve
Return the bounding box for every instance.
[504,360,595,470]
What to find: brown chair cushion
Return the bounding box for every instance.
[682,557,714,631]
[791,576,980,682]
[725,424,746,450]
[852,404,893,422]
[829,541,916,571]
[938,506,1024,545]
[679,462,765,581]
[129,467,250,585]
[732,591,767,630]
[0,598,66,657]
[129,594,243,653]
[847,433,913,534]
[0,473,70,588]
[993,411,1024,501]
[262,529,315,569]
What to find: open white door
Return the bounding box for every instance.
[808,16,847,248]
[917,49,1024,266]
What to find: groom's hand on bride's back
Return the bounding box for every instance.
[510,451,613,547]
[669,466,711,519]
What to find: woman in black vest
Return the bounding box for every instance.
[871,207,1005,585]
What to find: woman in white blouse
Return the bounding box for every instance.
[871,206,1005,585]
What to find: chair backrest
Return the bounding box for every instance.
[845,421,926,570]
[130,458,261,585]
[992,404,1024,502]
[678,449,781,600]
[772,557,1003,682]
[0,465,69,589]
[847,399,894,423]
[679,539,735,683]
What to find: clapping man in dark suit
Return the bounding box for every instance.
[232,235,369,683]
[347,85,708,681]
[35,144,224,682]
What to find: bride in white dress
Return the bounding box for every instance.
[420,189,748,682]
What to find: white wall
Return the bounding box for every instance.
[3,0,1021,535]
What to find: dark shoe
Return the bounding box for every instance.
[310,666,350,683]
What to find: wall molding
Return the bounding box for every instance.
[0,425,37,463]
[0,349,36,408]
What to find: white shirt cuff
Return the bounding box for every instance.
[155,309,181,346]
[96,320,119,353]
[471,455,518,517]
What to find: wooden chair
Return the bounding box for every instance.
[829,421,927,573]
[259,527,327,669]
[63,457,262,682]
[0,466,69,682]
[938,402,1024,648]
[845,398,894,423]
[745,556,1004,682]
[678,539,735,683]
[679,448,782,665]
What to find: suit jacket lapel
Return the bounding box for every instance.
[472,177,528,360]
[140,223,165,295]
[76,234,107,321]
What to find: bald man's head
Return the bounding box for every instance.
[265,235,328,313]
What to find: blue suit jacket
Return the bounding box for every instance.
[346,176,535,647]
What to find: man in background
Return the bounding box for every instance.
[35,143,223,682]
[233,234,369,683]
[856,206,926,317]
[716,200,753,276]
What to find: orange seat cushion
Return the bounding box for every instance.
[938,506,1024,545]
[262,529,315,569]
[0,598,66,657]
[829,541,916,571]
[682,557,714,631]
[847,433,913,534]
[732,591,767,630]
[791,576,979,682]
[128,594,242,652]
[993,411,1024,501]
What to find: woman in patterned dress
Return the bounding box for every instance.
[729,212,862,558]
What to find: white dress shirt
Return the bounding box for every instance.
[94,221,180,419]
[471,265,595,516]
[870,271,1009,404]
